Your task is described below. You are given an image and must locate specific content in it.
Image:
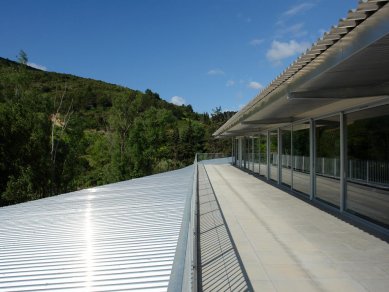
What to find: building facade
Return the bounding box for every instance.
[214,0,389,234]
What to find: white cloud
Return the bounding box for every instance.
[27,62,47,71]
[266,40,310,63]
[283,2,315,17]
[207,68,225,75]
[249,38,264,46]
[248,81,263,90]
[226,80,235,87]
[171,96,186,106]
[281,23,307,38]
[276,3,315,41]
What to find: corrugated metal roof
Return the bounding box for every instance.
[214,0,389,137]
[0,166,193,292]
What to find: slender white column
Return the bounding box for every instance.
[252,138,254,172]
[290,125,293,189]
[309,119,315,200]
[278,128,282,185]
[266,132,270,180]
[239,137,243,168]
[340,112,347,212]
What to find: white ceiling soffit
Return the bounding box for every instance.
[0,166,193,292]
[215,0,389,138]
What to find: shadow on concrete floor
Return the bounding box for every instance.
[198,163,253,292]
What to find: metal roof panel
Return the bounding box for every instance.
[0,166,194,291]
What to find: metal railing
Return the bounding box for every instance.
[243,153,389,187]
[168,155,198,292]
[197,152,229,161]
[168,152,231,291]
[347,159,389,185]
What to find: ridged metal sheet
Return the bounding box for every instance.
[0,166,193,291]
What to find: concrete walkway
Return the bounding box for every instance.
[198,164,252,291]
[205,163,389,292]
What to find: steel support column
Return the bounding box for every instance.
[231,138,233,164]
[290,125,293,190]
[239,137,243,168]
[278,128,282,185]
[236,138,238,165]
[252,137,254,172]
[266,131,270,180]
[243,137,246,169]
[258,136,260,175]
[234,138,236,165]
[309,119,315,200]
[340,112,347,212]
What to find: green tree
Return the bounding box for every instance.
[0,93,52,204]
[180,120,206,163]
[108,91,137,178]
[17,50,28,65]
[81,131,113,186]
[129,107,179,176]
[0,56,235,206]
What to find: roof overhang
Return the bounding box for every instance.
[214,1,389,138]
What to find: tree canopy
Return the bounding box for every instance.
[0,56,235,206]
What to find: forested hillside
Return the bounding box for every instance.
[0,56,235,206]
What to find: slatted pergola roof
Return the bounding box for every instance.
[214,0,389,137]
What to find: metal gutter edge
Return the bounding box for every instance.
[168,156,198,292]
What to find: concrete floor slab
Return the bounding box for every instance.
[198,164,252,291]
[251,280,277,291]
[204,163,389,292]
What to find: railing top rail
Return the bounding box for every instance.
[167,154,198,292]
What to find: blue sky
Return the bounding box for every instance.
[0,0,358,113]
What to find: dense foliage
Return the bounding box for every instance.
[0,56,235,206]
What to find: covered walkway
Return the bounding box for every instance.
[204,162,389,292]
